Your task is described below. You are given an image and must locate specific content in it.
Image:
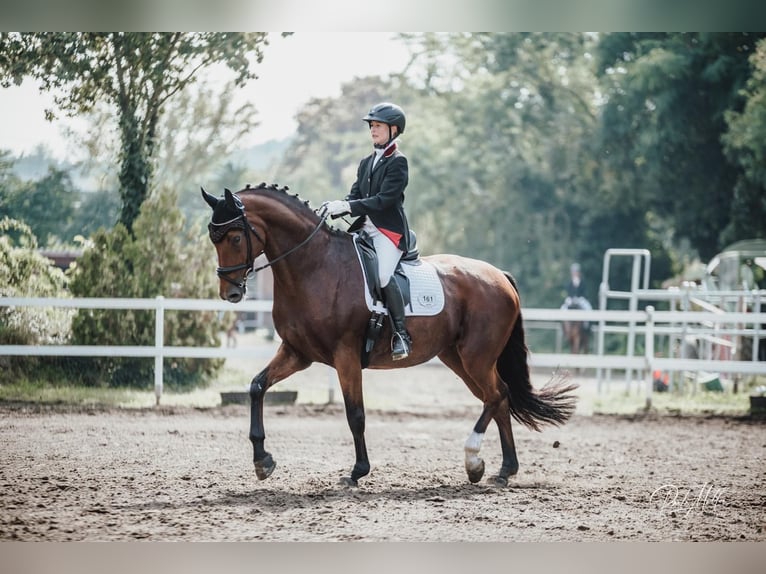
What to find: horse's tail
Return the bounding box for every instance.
[497,272,579,431]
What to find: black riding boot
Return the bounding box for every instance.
[382,280,411,361]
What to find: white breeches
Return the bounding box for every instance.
[363,219,403,287]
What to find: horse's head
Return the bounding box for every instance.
[202,187,265,303]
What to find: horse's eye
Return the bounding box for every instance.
[231,234,242,246]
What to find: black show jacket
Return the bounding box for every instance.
[345,144,410,252]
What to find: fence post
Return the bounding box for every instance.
[155,296,164,406]
[645,306,655,410]
[625,253,642,392]
[753,290,761,364]
[597,278,608,393]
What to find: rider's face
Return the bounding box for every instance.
[369,121,396,147]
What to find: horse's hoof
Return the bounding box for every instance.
[338,476,358,487]
[254,454,276,480]
[466,459,485,484]
[488,475,508,488]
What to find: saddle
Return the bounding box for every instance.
[354,229,419,310]
[352,230,444,367]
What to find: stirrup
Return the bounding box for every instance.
[391,332,411,361]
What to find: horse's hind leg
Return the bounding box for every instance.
[439,348,514,485]
[466,391,521,487]
[438,349,485,481]
[464,406,497,484]
[490,401,519,487]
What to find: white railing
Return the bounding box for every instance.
[523,307,765,381]
[1,296,273,405]
[2,296,765,406]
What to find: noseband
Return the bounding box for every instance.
[208,202,328,289]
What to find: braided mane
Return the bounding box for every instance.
[234,182,345,237]
[236,182,315,214]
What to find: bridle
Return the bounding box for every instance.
[208,201,328,289]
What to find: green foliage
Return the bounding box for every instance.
[595,32,766,260]
[417,33,602,305]
[722,37,766,243]
[70,189,122,237]
[67,188,226,389]
[367,32,761,304]
[0,218,72,380]
[153,76,261,214]
[0,166,77,246]
[0,32,272,232]
[1,149,121,245]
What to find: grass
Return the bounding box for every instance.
[592,388,754,417]
[0,366,252,409]
[545,368,763,418]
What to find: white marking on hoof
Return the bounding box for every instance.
[464,431,484,474]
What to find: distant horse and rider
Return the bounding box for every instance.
[560,262,592,356]
[202,183,578,487]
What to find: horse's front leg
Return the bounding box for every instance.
[249,342,310,480]
[335,357,369,486]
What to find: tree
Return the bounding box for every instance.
[401,33,604,305]
[67,188,122,240]
[0,149,120,246]
[722,37,766,243]
[0,32,273,232]
[152,76,260,207]
[594,32,766,260]
[73,73,263,228]
[0,167,77,246]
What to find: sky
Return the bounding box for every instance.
[0,32,413,162]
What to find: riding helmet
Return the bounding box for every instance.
[363,102,406,134]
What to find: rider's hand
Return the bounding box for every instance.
[319,200,350,218]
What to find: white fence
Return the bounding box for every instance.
[2,296,765,406]
[1,296,272,404]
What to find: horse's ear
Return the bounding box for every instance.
[201,187,218,210]
[224,188,238,211]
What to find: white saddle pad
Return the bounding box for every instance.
[353,248,445,317]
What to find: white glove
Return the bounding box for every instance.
[319,200,350,218]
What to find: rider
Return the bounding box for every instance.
[564,262,588,302]
[561,262,593,323]
[319,102,412,361]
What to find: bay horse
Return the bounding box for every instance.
[202,184,577,487]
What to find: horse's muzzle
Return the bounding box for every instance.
[221,284,245,303]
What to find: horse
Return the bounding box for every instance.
[561,297,591,356]
[202,183,578,487]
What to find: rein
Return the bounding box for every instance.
[251,213,328,273]
[209,206,328,288]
